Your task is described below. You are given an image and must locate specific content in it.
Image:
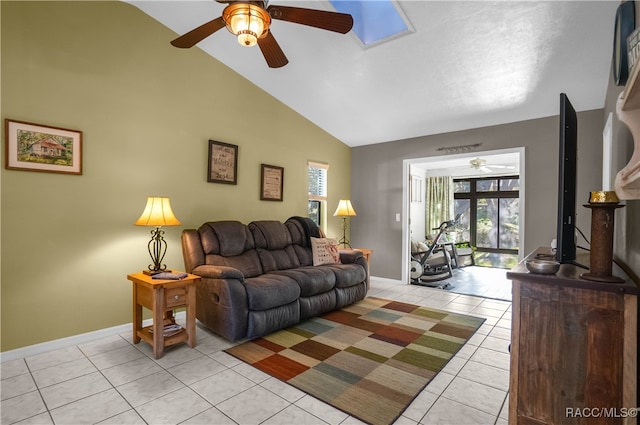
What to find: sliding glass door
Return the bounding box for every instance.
[454,176,519,268]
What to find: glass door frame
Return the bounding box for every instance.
[454,176,520,255]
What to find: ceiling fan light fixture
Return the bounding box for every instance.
[470,158,486,169]
[223,3,271,47]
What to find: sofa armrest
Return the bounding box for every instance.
[182,229,205,273]
[192,265,244,281]
[338,249,364,264]
[195,274,249,341]
[339,249,369,290]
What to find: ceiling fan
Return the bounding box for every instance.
[469,158,515,173]
[170,0,354,68]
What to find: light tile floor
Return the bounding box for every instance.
[443,266,513,301]
[1,278,511,425]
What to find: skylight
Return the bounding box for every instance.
[329,0,413,47]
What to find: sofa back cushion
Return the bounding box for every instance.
[285,217,320,266]
[198,221,263,278]
[249,220,300,272]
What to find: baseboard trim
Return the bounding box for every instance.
[1,312,186,363]
[370,275,405,285]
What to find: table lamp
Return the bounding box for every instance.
[135,196,181,275]
[333,199,357,248]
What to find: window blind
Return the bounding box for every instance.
[308,162,328,201]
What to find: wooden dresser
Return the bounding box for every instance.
[507,249,638,425]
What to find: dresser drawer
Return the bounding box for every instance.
[165,287,187,308]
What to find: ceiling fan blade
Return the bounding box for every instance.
[171,16,226,48]
[258,32,289,68]
[267,5,353,34]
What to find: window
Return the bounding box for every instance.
[308,162,329,226]
[454,176,520,268]
[329,0,413,47]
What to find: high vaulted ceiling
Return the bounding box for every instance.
[129,1,620,147]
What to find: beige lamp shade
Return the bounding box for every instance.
[135,197,181,227]
[333,199,357,217]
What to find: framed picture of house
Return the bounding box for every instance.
[260,164,284,201]
[4,119,82,175]
[208,140,238,184]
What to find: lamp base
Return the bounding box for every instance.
[339,217,351,248]
[143,269,168,276]
[337,238,351,248]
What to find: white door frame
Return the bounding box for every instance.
[401,147,526,284]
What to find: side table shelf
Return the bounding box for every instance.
[127,272,200,359]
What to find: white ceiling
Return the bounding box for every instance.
[129,0,619,148]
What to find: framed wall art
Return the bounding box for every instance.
[5,119,83,175]
[208,140,238,184]
[260,164,284,201]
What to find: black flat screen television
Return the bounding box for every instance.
[556,93,579,265]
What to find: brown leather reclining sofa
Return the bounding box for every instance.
[181,216,369,341]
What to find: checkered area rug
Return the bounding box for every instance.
[225,297,485,425]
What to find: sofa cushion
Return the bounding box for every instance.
[256,247,300,272]
[311,237,341,266]
[250,220,292,250]
[199,221,254,257]
[322,263,367,288]
[285,216,321,247]
[272,267,336,297]
[299,291,337,320]
[286,217,321,266]
[247,301,300,339]
[244,274,300,311]
[204,251,263,278]
[250,221,301,272]
[335,283,368,308]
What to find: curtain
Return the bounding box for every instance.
[425,176,454,238]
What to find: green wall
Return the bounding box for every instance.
[1,1,351,351]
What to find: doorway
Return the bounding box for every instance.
[401,147,526,284]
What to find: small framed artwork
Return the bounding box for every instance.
[260,164,284,201]
[208,140,238,184]
[5,119,82,175]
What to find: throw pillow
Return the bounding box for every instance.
[311,237,341,266]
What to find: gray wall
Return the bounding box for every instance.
[351,110,605,280]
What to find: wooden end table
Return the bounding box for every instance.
[126,272,200,359]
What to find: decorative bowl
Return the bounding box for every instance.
[525,259,560,275]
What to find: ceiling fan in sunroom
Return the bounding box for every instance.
[170,0,354,68]
[469,158,516,173]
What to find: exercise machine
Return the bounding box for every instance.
[410,214,461,288]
